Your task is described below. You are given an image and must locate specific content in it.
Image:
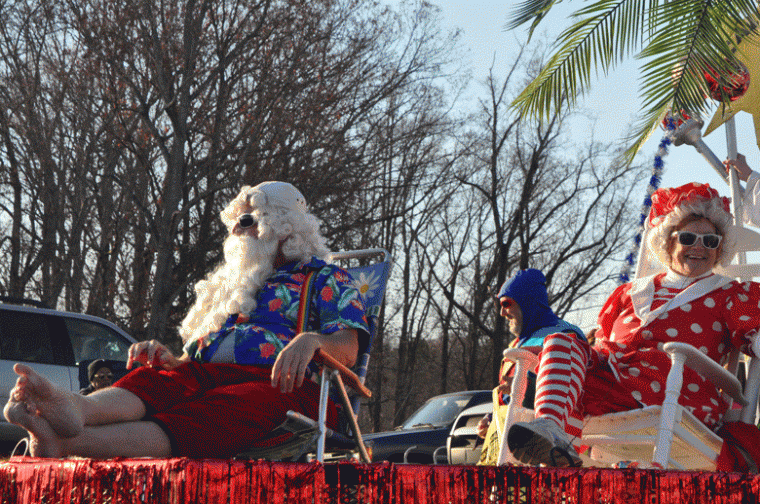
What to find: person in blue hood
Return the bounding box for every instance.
[476,269,586,465]
[496,269,585,347]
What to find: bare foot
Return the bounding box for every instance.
[3,400,65,457]
[8,363,84,438]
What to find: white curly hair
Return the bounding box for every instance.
[646,192,737,270]
[179,182,330,345]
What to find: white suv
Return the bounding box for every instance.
[0,299,137,449]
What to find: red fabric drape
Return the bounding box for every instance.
[3,458,760,503]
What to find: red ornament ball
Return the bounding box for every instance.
[704,61,750,101]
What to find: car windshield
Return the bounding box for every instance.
[398,393,476,429]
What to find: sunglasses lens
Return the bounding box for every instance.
[500,299,513,309]
[703,235,720,249]
[678,232,697,246]
[238,214,255,228]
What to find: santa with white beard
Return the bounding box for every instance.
[3,182,370,459]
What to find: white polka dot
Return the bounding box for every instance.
[702,405,712,411]
[666,328,678,338]
[699,346,709,354]
[740,315,751,321]
[659,312,669,319]
[651,381,661,393]
[642,330,653,340]
[727,302,734,310]
[657,342,665,350]
[650,365,659,371]
[710,398,719,406]
[629,367,640,377]
[656,288,669,296]
[713,322,722,332]
[687,383,700,393]
[617,343,627,349]
[704,298,716,308]
[632,391,642,401]
[681,303,692,312]
[640,361,650,367]
[739,294,749,303]
[717,343,725,354]
[691,323,702,334]
[615,352,625,359]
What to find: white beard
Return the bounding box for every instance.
[180,232,279,345]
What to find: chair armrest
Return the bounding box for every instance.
[499,347,540,380]
[502,348,540,364]
[662,342,745,405]
[312,348,372,398]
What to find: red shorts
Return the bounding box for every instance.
[113,362,338,458]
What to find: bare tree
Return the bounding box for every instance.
[431,59,646,387]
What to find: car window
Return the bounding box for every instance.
[65,318,132,363]
[400,394,475,429]
[0,310,56,364]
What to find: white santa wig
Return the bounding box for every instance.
[179,181,330,345]
[646,182,737,270]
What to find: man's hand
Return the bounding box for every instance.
[476,414,492,439]
[271,329,359,393]
[126,340,185,371]
[270,332,321,393]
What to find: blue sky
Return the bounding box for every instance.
[421,0,760,190]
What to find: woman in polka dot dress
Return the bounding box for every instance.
[506,182,760,467]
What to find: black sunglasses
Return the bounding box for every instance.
[237,214,256,229]
[673,231,722,249]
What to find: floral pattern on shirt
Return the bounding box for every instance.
[184,257,369,367]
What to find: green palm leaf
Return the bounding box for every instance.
[509,0,759,162]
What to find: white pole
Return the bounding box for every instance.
[726,117,746,265]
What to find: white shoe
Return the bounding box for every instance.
[507,417,581,467]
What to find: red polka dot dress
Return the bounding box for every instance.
[586,271,760,429]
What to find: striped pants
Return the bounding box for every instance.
[533,332,591,448]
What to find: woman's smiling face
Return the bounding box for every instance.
[668,217,720,277]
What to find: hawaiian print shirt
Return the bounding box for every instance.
[184,257,370,368]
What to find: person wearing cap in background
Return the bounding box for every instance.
[79,360,115,396]
[477,269,585,465]
[4,182,370,459]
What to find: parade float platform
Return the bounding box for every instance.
[2,457,760,503]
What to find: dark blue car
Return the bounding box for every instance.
[362,390,491,464]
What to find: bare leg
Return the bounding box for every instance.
[58,422,172,458]
[4,398,171,458]
[6,363,146,437]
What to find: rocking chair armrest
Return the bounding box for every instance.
[312,348,372,398]
[502,348,541,365]
[501,348,540,379]
[662,342,745,404]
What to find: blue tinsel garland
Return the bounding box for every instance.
[618,118,677,283]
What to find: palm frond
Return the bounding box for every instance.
[507,0,562,37]
[512,0,648,120]
[624,0,759,162]
[510,0,760,163]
